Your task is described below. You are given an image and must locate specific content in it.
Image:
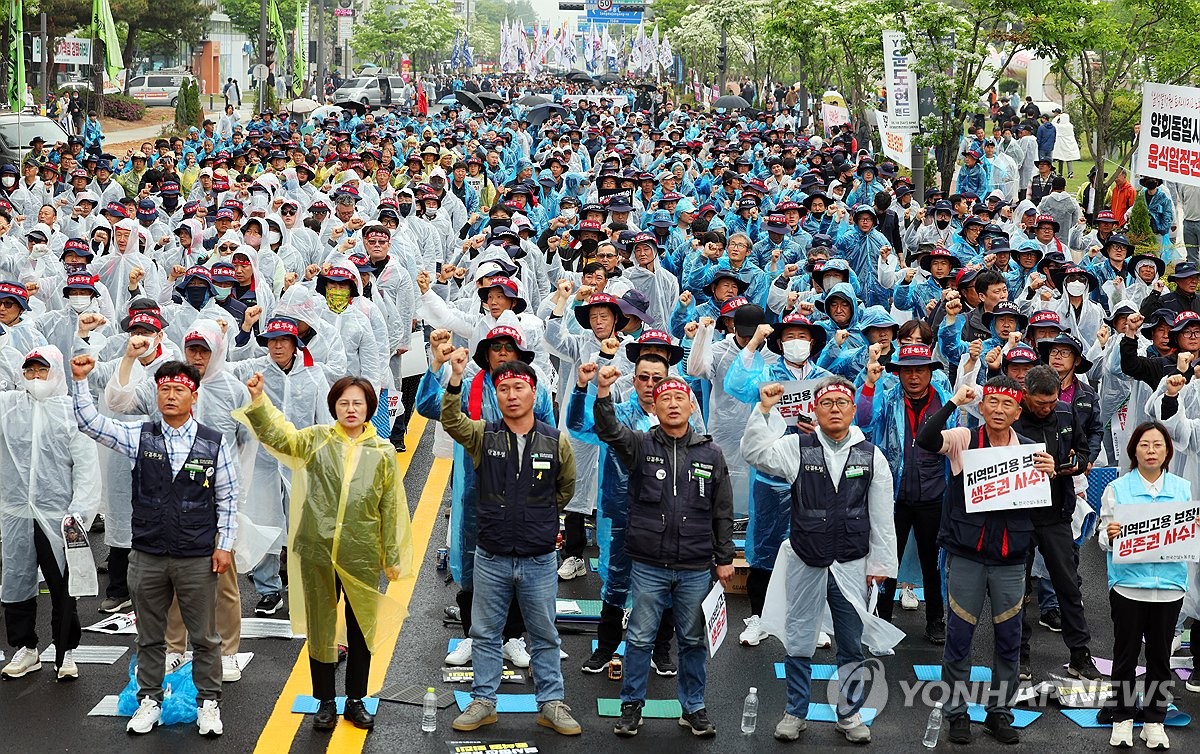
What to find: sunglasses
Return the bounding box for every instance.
[280,208,297,216]
[218,244,238,252]
[488,342,517,352]
[635,374,664,384]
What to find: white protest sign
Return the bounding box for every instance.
[821,103,850,137]
[702,582,727,657]
[874,109,913,170]
[1113,499,1200,563]
[882,31,919,131]
[1137,82,1200,188]
[773,379,821,426]
[961,443,1051,512]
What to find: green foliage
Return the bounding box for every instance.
[1127,195,1155,254]
[998,77,1021,95]
[648,0,693,31]
[470,0,537,59]
[218,0,300,45]
[350,0,461,69]
[175,80,190,129]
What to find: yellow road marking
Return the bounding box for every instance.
[252,416,444,754]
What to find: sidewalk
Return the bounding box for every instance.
[103,104,255,149]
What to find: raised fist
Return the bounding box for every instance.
[759,382,784,410]
[70,355,96,381]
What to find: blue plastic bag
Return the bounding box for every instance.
[116,652,199,724]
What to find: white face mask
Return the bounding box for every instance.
[68,294,92,313]
[822,274,841,290]
[250,193,268,209]
[783,339,811,365]
[1065,280,1088,297]
[268,230,281,245]
[0,176,15,188]
[24,378,57,400]
[562,207,577,220]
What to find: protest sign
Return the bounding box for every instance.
[702,582,727,657]
[773,379,821,426]
[446,742,541,754]
[1137,82,1200,187]
[961,443,1051,512]
[874,109,914,169]
[1113,500,1200,563]
[882,31,919,131]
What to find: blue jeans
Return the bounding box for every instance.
[251,553,282,596]
[620,561,710,713]
[470,547,562,705]
[784,578,865,719]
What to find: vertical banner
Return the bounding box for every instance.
[874,109,913,169]
[6,0,24,111]
[883,30,919,131]
[1137,82,1200,187]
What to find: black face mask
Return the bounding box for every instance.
[935,219,951,231]
[162,196,179,212]
[653,227,669,238]
[184,286,210,310]
[579,238,598,255]
[361,281,373,298]
[398,203,414,217]
[64,261,87,274]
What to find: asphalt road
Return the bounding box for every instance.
[2,420,1198,753]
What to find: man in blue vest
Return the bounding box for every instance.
[593,365,735,740]
[438,350,582,738]
[70,355,237,739]
[915,376,1057,745]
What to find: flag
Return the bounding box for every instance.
[292,0,306,97]
[90,0,123,83]
[450,30,462,69]
[6,0,24,111]
[649,25,660,73]
[658,30,674,71]
[604,27,617,71]
[267,0,287,72]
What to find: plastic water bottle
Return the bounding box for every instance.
[923,702,943,748]
[741,687,758,734]
[421,687,437,733]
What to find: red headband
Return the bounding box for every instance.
[815,382,855,402]
[982,385,1023,403]
[156,373,197,392]
[493,370,535,389]
[653,378,691,400]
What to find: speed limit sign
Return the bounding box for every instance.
[598,0,613,9]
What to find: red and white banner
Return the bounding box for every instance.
[961,444,1052,513]
[702,582,727,657]
[1113,499,1200,563]
[1137,82,1200,187]
[773,380,821,426]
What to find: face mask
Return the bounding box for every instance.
[213,285,232,301]
[361,281,373,298]
[250,193,268,209]
[425,208,438,220]
[783,339,811,364]
[398,202,414,217]
[562,207,577,220]
[1065,280,1087,297]
[0,177,15,188]
[162,196,179,212]
[580,238,598,255]
[68,294,92,313]
[184,286,210,310]
[822,274,841,290]
[268,230,281,245]
[24,378,57,400]
[935,219,951,230]
[325,287,351,313]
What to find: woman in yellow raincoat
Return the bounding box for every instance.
[238,373,412,732]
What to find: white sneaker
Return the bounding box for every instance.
[446,638,473,666]
[502,637,531,668]
[557,556,586,580]
[164,652,186,674]
[1,646,42,679]
[56,650,78,681]
[739,615,768,646]
[196,699,223,736]
[126,698,161,734]
[1141,722,1170,750]
[221,655,241,682]
[817,632,832,649]
[1172,633,1183,653]
[1109,718,1133,747]
[900,585,920,611]
[1186,677,1200,693]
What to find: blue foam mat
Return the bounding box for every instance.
[453,691,539,713]
[1060,707,1190,728]
[774,663,839,680]
[913,664,992,682]
[967,704,1040,728]
[292,696,380,714]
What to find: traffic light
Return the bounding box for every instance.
[717,42,727,71]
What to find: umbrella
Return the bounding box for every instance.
[478,92,506,107]
[287,97,321,114]
[518,94,549,106]
[334,100,367,116]
[712,95,751,110]
[311,105,343,122]
[455,90,485,113]
[566,71,593,83]
[596,73,621,84]
[528,102,567,129]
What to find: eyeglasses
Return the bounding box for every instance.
[817,398,853,409]
[635,374,664,384]
[280,208,297,216]
[1047,346,1077,357]
[488,342,517,353]
[22,365,49,378]
[0,299,20,309]
[218,244,238,252]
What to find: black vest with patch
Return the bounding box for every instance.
[131,422,223,557]
[476,419,562,557]
[789,433,874,567]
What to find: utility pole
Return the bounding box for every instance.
[717,25,727,96]
[317,0,327,101]
[259,0,269,107]
[39,14,47,114]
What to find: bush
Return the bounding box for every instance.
[998,77,1021,95]
[102,94,146,121]
[1127,194,1156,256]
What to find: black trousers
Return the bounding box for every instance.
[563,512,589,559]
[106,545,130,600]
[1021,519,1089,660]
[391,373,422,442]
[310,578,370,701]
[1109,590,1181,724]
[747,568,772,617]
[457,589,525,640]
[877,501,944,626]
[596,601,674,656]
[3,524,81,667]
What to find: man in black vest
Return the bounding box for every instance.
[916,375,1056,746]
[438,351,582,738]
[743,376,896,744]
[592,365,735,740]
[71,356,237,739]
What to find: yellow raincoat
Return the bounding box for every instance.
[237,394,413,663]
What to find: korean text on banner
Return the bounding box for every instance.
[1137,82,1200,188]
[883,31,919,131]
[702,582,727,658]
[874,109,913,170]
[960,443,1052,513]
[1113,500,1200,564]
[773,380,821,426]
[822,103,850,137]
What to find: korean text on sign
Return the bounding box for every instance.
[1113,500,1200,564]
[960,443,1052,513]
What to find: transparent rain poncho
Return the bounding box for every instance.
[235,394,414,663]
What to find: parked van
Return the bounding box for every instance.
[127,72,196,107]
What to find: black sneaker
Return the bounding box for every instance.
[924,622,946,645]
[1068,648,1102,681]
[678,708,716,737]
[947,713,971,744]
[344,698,375,730]
[651,650,678,677]
[1039,609,1063,632]
[982,711,1019,744]
[1019,659,1032,681]
[312,700,337,731]
[581,649,611,674]
[255,592,283,617]
[613,701,642,737]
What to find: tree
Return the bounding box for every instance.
[219,0,300,51]
[647,0,692,32]
[112,0,210,92]
[20,0,92,89]
[469,0,536,59]
[349,0,460,70]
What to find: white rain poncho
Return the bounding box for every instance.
[263,214,306,275]
[315,261,383,386]
[0,345,102,602]
[93,218,165,311]
[229,283,350,385]
[687,321,755,516]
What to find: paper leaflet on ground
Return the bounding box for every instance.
[240,618,302,639]
[63,514,99,597]
[445,742,543,754]
[1112,499,1200,563]
[442,665,526,683]
[960,443,1052,512]
[84,611,137,635]
[1048,673,1115,707]
[40,644,127,664]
